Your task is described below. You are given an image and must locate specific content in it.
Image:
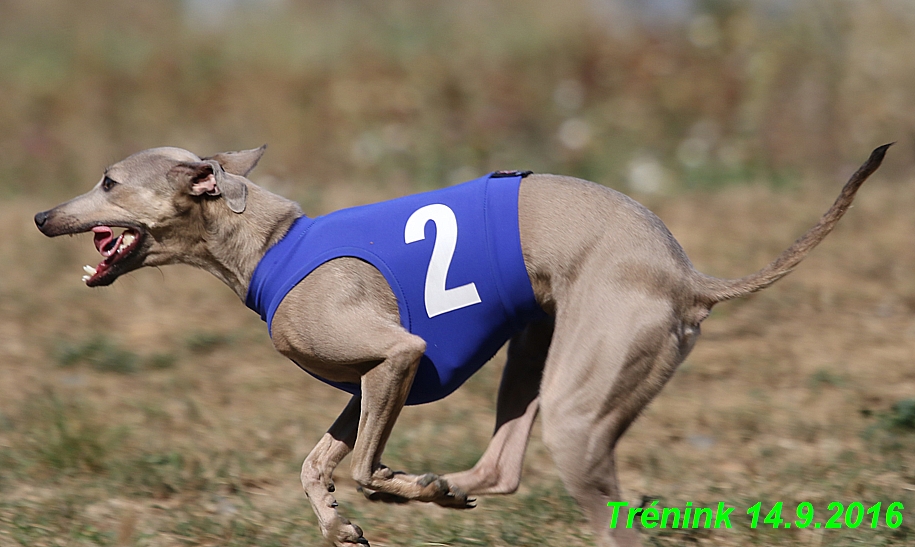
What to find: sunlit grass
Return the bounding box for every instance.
[2,1,915,546]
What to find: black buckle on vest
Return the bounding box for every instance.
[491,170,533,178]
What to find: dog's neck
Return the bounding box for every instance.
[198,183,303,301]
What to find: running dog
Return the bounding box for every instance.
[34,144,889,546]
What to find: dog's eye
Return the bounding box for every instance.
[101,176,117,192]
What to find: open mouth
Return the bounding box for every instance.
[81,226,143,286]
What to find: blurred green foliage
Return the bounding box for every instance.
[184,330,233,354]
[2,0,911,201]
[56,335,141,374]
[887,398,915,431]
[21,391,114,474]
[54,334,177,373]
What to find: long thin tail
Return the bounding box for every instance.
[697,143,892,304]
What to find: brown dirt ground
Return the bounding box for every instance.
[1,171,914,546]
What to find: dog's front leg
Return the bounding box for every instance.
[349,334,473,509]
[301,395,368,546]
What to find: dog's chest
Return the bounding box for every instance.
[247,172,545,404]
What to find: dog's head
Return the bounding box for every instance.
[34,145,266,287]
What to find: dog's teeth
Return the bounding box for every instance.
[82,275,91,282]
[117,233,136,253]
[83,265,97,275]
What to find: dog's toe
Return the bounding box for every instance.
[432,482,476,510]
[334,522,369,547]
[417,472,440,487]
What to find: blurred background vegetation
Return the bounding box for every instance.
[2,1,915,546]
[3,0,913,203]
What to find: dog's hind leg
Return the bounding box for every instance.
[443,317,552,496]
[555,446,640,547]
[539,287,699,547]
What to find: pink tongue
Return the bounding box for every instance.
[92,226,114,255]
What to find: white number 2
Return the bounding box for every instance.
[404,204,482,318]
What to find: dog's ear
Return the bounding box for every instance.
[167,160,248,214]
[203,145,267,177]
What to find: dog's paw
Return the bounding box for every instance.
[418,473,476,509]
[331,520,370,547]
[353,470,475,508]
[434,486,476,510]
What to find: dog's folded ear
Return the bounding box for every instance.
[203,145,267,177]
[167,160,248,214]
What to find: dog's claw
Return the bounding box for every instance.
[440,489,476,510]
[413,473,476,509]
[329,520,369,547]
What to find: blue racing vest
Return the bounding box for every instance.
[245,171,545,405]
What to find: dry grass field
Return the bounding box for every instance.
[2,1,915,546]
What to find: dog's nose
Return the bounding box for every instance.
[34,210,50,229]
